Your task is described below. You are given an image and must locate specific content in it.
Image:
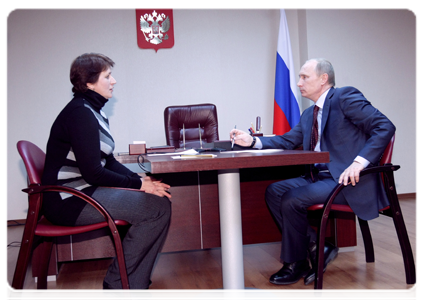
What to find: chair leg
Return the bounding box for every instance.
[314,184,345,289]
[12,233,34,289]
[357,218,375,263]
[12,206,39,289]
[36,237,54,289]
[384,171,416,284]
[314,218,328,289]
[391,213,416,284]
[110,227,129,289]
[9,223,37,300]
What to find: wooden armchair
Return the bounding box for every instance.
[12,140,130,289]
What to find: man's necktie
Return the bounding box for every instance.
[310,105,319,151]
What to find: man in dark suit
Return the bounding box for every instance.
[230,58,395,285]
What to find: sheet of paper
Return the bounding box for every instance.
[147,149,198,156]
[219,149,283,154]
[172,154,217,159]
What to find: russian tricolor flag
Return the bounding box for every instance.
[273,10,300,135]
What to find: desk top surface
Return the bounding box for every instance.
[116,149,329,174]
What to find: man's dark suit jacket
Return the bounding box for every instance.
[260,86,396,220]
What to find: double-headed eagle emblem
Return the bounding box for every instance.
[140,10,170,45]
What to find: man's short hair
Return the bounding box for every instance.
[310,58,335,87]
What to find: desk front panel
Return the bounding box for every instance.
[155,165,304,252]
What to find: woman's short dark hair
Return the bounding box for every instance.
[70,53,115,93]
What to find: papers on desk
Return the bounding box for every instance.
[147,149,217,159]
[219,149,283,154]
[148,148,282,159]
[144,148,214,159]
[175,154,217,159]
[147,149,198,156]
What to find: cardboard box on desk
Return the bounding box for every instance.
[129,143,146,155]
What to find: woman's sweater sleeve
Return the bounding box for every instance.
[67,106,142,189]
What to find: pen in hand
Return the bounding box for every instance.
[231,125,236,150]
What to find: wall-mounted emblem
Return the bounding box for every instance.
[136,9,174,52]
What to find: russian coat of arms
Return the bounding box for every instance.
[136,9,174,52]
[140,10,170,45]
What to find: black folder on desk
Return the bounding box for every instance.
[201,140,257,152]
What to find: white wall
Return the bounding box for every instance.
[7,9,416,220]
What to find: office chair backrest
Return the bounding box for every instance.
[164,103,219,148]
[17,140,46,185]
[380,135,395,165]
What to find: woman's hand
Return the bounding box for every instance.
[229,129,254,147]
[140,176,172,199]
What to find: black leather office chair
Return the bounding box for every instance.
[164,103,219,148]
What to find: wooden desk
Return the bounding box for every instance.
[137,149,329,289]
[117,149,329,171]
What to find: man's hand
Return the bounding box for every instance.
[140,176,172,199]
[229,129,253,147]
[339,161,365,186]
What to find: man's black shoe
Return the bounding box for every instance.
[304,241,339,285]
[269,259,310,285]
[103,282,153,300]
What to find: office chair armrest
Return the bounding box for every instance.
[360,163,400,176]
[22,185,117,228]
[321,163,400,217]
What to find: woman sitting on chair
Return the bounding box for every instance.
[41,53,172,289]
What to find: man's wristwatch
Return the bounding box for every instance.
[250,136,256,148]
